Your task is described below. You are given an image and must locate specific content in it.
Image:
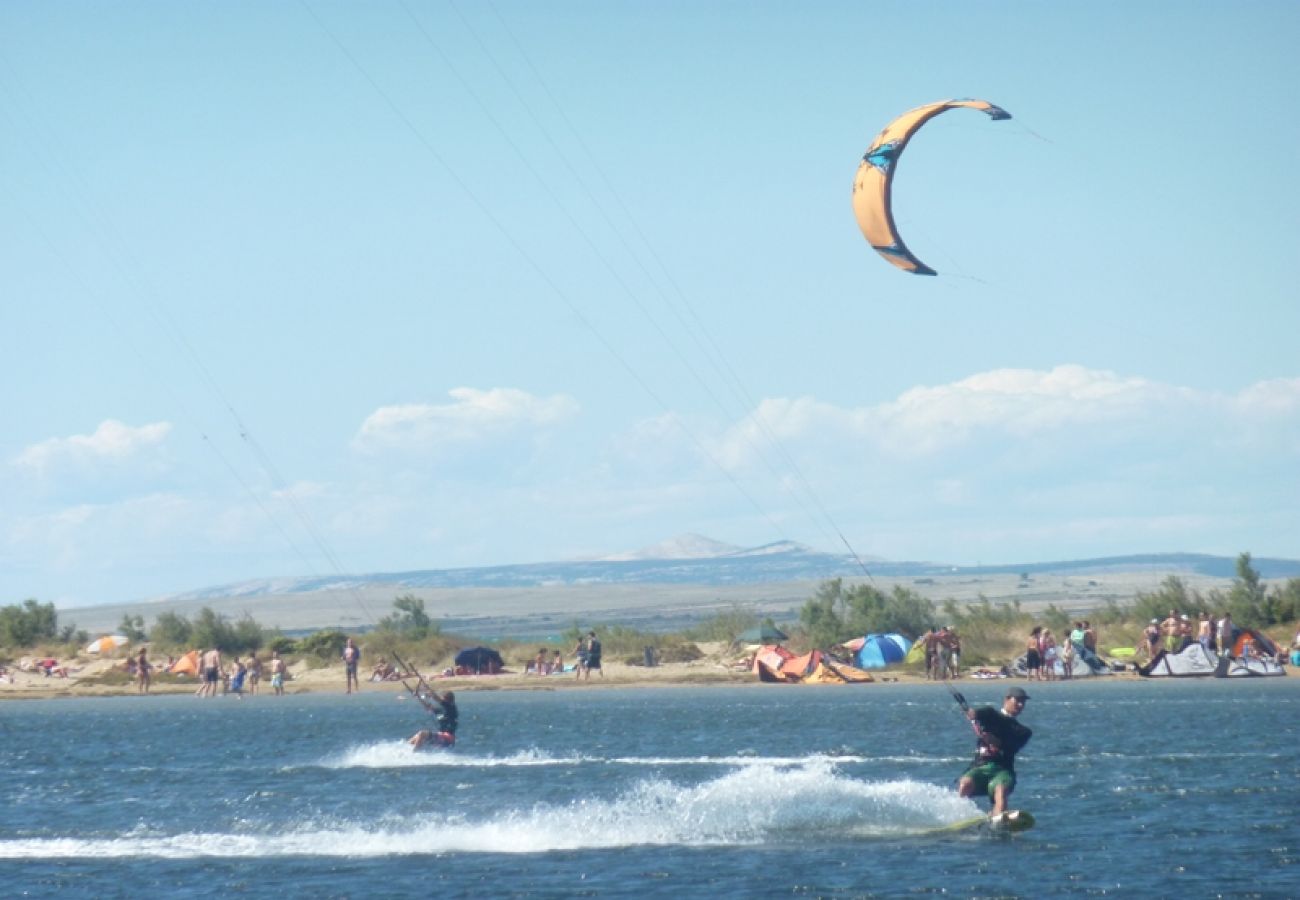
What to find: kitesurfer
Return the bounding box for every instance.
[957,686,1032,815]
[409,689,458,750]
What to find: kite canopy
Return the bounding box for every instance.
[851,98,1011,276]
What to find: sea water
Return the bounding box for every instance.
[3,679,1297,897]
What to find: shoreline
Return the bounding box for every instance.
[0,656,1155,701]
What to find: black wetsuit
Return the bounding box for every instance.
[434,699,458,736]
[970,707,1032,771]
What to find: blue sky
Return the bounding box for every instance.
[3,1,1298,608]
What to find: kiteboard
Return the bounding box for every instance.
[924,809,1035,835]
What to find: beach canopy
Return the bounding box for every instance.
[85,634,129,654]
[853,633,912,669]
[454,646,504,674]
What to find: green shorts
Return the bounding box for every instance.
[961,761,1016,797]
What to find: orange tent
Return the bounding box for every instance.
[169,650,200,676]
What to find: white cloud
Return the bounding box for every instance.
[13,419,172,474]
[714,365,1294,466]
[353,387,579,451]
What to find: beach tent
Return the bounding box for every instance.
[454,646,504,674]
[854,633,912,669]
[85,634,129,654]
[1138,643,1219,677]
[1215,654,1286,677]
[168,650,201,676]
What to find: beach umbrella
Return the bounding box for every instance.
[85,634,130,654]
[854,633,912,669]
[739,624,789,644]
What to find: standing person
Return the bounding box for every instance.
[268,650,286,696]
[1081,621,1097,654]
[1161,610,1181,653]
[1217,612,1234,655]
[1041,629,1058,681]
[923,628,940,681]
[409,689,458,749]
[1059,632,1075,679]
[583,631,603,680]
[1024,627,1042,681]
[947,629,962,679]
[136,647,152,694]
[572,634,589,680]
[246,654,262,695]
[228,657,247,699]
[197,647,222,698]
[342,637,361,694]
[957,687,1033,815]
[1142,619,1161,660]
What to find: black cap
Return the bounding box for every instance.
[1006,686,1030,701]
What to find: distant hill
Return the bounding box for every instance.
[155,536,1300,604]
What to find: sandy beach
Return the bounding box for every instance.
[1,643,1148,701]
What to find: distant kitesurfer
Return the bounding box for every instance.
[409,689,458,750]
[957,686,1032,815]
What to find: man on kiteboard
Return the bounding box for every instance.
[957,686,1032,815]
[409,689,458,750]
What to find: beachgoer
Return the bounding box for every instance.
[343,637,361,694]
[136,647,151,694]
[1161,609,1181,653]
[1082,621,1097,653]
[573,635,589,679]
[1142,619,1161,659]
[1025,627,1042,680]
[198,647,222,698]
[946,629,962,679]
[247,654,261,695]
[1060,633,1075,679]
[228,658,246,698]
[409,689,458,749]
[957,686,1033,815]
[1040,629,1057,681]
[533,648,548,676]
[934,627,952,682]
[1217,612,1234,655]
[583,631,603,680]
[269,650,286,696]
[551,650,563,674]
[923,628,940,681]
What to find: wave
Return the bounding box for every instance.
[314,743,964,770]
[0,761,981,859]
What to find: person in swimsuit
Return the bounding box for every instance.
[268,650,286,695]
[958,686,1033,815]
[1024,627,1042,680]
[197,647,221,698]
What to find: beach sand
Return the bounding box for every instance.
[0,644,1141,701]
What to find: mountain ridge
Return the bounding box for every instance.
[144,535,1300,605]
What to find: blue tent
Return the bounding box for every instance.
[854,633,912,669]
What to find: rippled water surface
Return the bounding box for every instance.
[4,679,1297,897]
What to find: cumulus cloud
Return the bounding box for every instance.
[713,365,1291,466]
[13,419,172,474]
[353,387,579,452]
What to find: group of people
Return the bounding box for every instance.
[193,647,287,698]
[1023,621,1097,681]
[571,631,603,680]
[1142,609,1237,659]
[920,626,962,680]
[525,648,565,675]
